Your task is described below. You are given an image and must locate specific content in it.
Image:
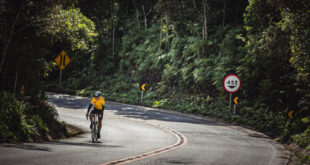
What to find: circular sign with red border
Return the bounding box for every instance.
[223,74,241,93]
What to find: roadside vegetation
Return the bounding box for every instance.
[0,0,91,143]
[0,91,70,142]
[0,0,309,163]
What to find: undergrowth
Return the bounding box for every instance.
[0,92,68,142]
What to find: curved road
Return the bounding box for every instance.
[0,93,289,165]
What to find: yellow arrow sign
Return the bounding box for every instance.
[234,97,239,104]
[55,50,70,70]
[288,110,294,119]
[141,84,146,91]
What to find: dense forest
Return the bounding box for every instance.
[1,0,310,163]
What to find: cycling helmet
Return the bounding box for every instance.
[94,91,102,97]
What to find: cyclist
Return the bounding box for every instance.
[86,91,105,139]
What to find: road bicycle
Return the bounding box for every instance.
[90,112,99,143]
[87,105,100,143]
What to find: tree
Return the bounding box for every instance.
[0,0,97,95]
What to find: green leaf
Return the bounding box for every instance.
[302,117,310,124]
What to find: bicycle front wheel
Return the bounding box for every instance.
[92,122,97,143]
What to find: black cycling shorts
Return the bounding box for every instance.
[90,109,104,120]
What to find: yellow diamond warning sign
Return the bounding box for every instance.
[55,50,70,70]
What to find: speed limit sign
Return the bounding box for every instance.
[223,74,241,93]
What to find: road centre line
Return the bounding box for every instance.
[101,115,188,165]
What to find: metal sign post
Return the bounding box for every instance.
[141,91,144,103]
[59,70,62,86]
[229,93,232,113]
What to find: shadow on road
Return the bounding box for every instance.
[48,93,225,126]
[3,144,52,152]
[108,104,225,126]
[47,93,90,109]
[50,141,122,148]
[2,142,122,152]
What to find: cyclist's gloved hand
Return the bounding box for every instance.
[86,113,89,120]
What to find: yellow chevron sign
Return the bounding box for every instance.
[234,97,239,104]
[288,110,294,119]
[141,84,146,91]
[55,50,70,70]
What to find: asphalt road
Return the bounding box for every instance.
[0,93,289,165]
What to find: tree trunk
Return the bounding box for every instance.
[132,0,140,27]
[202,0,208,41]
[202,0,209,57]
[142,4,147,28]
[160,19,162,46]
[13,63,20,94]
[0,9,21,74]
[223,0,226,27]
[1,59,9,90]
[112,0,116,70]
[193,0,197,10]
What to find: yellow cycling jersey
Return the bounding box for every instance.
[91,96,105,110]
